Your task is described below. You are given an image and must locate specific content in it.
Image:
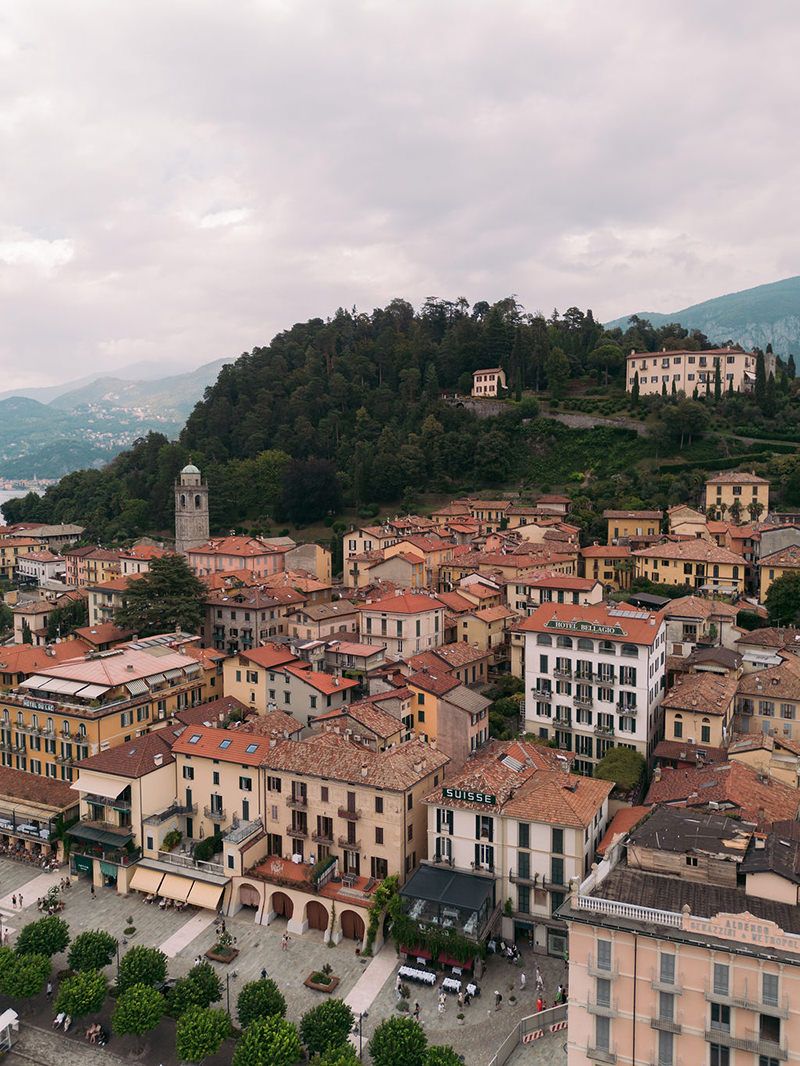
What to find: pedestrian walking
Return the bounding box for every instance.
[464,989,472,1007]
[90,884,96,899]
[281,932,290,951]
[46,980,52,997]
[536,995,544,1013]
[11,896,16,910]
[535,965,544,993]
[438,990,446,1009]
[260,967,268,980]
[438,999,445,1017]
[520,971,526,990]
[494,990,503,1011]
[18,894,22,909]
[457,990,464,1010]
[555,984,565,1005]
[413,1001,421,1022]
[395,974,403,1000]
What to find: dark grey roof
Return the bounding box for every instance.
[400,864,494,912]
[589,866,800,935]
[626,593,670,609]
[687,647,742,669]
[628,805,754,860]
[741,827,800,885]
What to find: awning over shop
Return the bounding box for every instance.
[71,776,127,799]
[159,873,193,902]
[68,822,133,848]
[187,880,224,911]
[130,867,165,895]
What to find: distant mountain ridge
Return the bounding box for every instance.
[0,358,233,479]
[605,275,800,356]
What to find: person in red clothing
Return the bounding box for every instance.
[536,995,545,1013]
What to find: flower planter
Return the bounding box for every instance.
[205,947,239,964]
[304,973,340,993]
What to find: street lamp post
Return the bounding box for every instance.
[355,1010,368,1059]
[225,970,238,1016]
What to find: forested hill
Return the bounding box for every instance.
[4,296,793,543]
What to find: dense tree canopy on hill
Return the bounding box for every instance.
[4,298,800,543]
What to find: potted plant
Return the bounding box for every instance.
[304,961,340,993]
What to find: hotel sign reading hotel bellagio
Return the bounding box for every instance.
[544,619,626,637]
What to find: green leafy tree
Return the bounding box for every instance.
[765,571,800,626]
[300,999,354,1056]
[368,1016,428,1066]
[175,1005,232,1063]
[278,459,341,525]
[46,597,89,640]
[424,1047,464,1066]
[236,978,287,1028]
[67,930,117,973]
[544,347,570,400]
[168,962,222,1016]
[714,360,721,401]
[117,945,168,993]
[630,370,640,407]
[594,747,645,793]
[116,554,205,636]
[21,619,33,645]
[112,983,165,1045]
[0,948,50,998]
[54,968,107,1018]
[15,915,70,958]
[588,343,624,386]
[788,353,796,379]
[232,1015,302,1066]
[309,1047,360,1066]
[0,602,13,634]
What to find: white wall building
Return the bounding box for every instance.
[518,602,666,776]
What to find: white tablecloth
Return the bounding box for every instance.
[398,965,436,986]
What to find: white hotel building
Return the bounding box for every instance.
[517,602,667,775]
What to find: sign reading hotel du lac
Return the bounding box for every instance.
[443,786,496,806]
[544,619,626,637]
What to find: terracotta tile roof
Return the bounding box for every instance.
[736,626,800,649]
[628,346,741,360]
[172,725,278,766]
[525,574,599,590]
[501,770,613,828]
[324,640,384,657]
[357,594,443,614]
[179,645,227,669]
[663,595,739,620]
[760,544,800,568]
[432,503,471,517]
[174,696,248,727]
[596,805,652,855]
[653,739,727,765]
[201,570,260,591]
[18,549,61,562]
[737,657,800,701]
[645,761,800,828]
[76,730,177,777]
[633,540,746,565]
[662,672,737,715]
[25,646,199,687]
[472,606,515,623]
[284,663,359,695]
[580,545,631,558]
[259,732,448,789]
[467,499,512,510]
[395,535,454,552]
[316,700,401,738]
[0,766,77,810]
[260,571,331,594]
[516,601,663,645]
[0,537,47,548]
[407,670,461,697]
[204,585,305,609]
[87,573,145,593]
[12,599,53,615]
[291,600,357,621]
[188,536,280,558]
[603,509,662,521]
[427,643,490,669]
[74,624,136,646]
[706,470,770,485]
[238,645,298,670]
[119,545,170,561]
[238,709,303,737]
[0,639,88,676]
[536,494,571,504]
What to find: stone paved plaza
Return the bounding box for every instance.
[0,857,569,1064]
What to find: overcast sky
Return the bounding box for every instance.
[1,1,798,388]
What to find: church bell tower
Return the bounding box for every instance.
[175,463,209,555]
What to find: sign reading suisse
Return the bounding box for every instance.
[544,619,626,637]
[442,786,496,806]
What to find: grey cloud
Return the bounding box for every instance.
[1,0,799,387]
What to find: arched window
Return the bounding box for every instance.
[536,635,552,646]
[701,716,711,743]
[713,564,719,578]
[732,566,739,580]
[673,713,683,738]
[577,638,594,651]
[180,494,186,509]
[194,494,201,509]
[621,643,638,657]
[557,636,573,649]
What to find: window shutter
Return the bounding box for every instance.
[475,814,481,839]
[436,809,442,832]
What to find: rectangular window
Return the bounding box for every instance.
[659,991,674,1022]
[212,771,220,786]
[762,972,779,1007]
[182,766,194,780]
[596,977,611,1007]
[239,776,252,791]
[551,857,564,886]
[551,827,563,854]
[375,827,384,845]
[375,796,383,814]
[596,939,612,971]
[709,1045,729,1066]
[711,1003,730,1032]
[518,822,530,849]
[657,1030,673,1066]
[713,962,729,996]
[321,786,328,802]
[594,1015,610,1052]
[659,953,675,984]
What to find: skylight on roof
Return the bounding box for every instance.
[219,739,232,749]
[501,755,524,772]
[245,743,258,754]
[188,734,201,744]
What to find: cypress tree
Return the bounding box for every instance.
[714,361,721,402]
[631,371,640,408]
[755,351,767,407]
[788,353,796,379]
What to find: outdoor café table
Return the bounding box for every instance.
[398,965,436,986]
[441,977,461,994]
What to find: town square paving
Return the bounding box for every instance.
[0,856,569,1064]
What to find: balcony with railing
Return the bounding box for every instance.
[204,805,226,821]
[574,695,594,708]
[586,1046,616,1064]
[595,723,615,737]
[143,801,198,825]
[650,1015,681,1034]
[86,793,132,811]
[286,794,307,810]
[703,982,789,1018]
[311,829,334,845]
[338,806,361,820]
[586,996,618,1017]
[338,836,360,850]
[703,1028,786,1060]
[553,667,572,679]
[286,823,308,839]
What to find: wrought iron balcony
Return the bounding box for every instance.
[338,836,360,850]
[703,1029,786,1060]
[204,805,226,821]
[650,1016,681,1034]
[286,795,307,810]
[286,823,308,839]
[338,806,361,820]
[311,829,333,845]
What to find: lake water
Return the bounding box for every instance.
[0,488,39,509]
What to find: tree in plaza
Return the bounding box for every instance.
[765,571,800,626]
[368,1016,428,1066]
[15,915,70,958]
[300,998,354,1056]
[175,1005,232,1063]
[54,968,107,1018]
[112,983,166,1047]
[67,930,117,972]
[236,978,287,1028]
[594,747,646,793]
[424,1047,465,1066]
[0,947,50,998]
[116,945,168,993]
[232,1015,302,1066]
[116,554,206,636]
[309,1046,360,1066]
[168,962,223,1016]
